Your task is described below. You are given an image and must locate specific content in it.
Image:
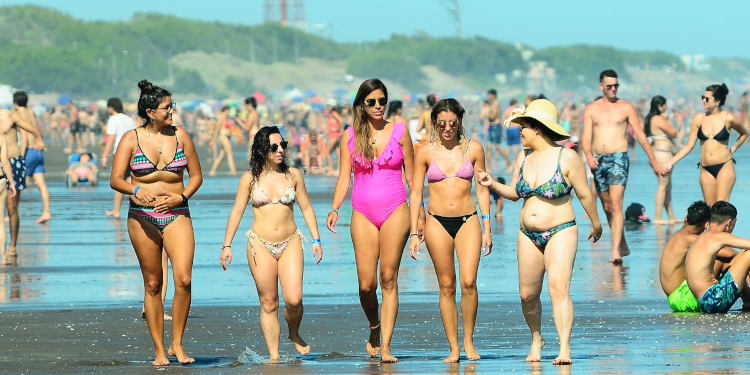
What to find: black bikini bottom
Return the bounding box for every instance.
[700,159,736,178]
[430,211,477,239]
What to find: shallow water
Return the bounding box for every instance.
[1,145,750,373]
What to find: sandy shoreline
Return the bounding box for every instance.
[2,299,750,374]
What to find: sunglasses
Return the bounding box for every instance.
[605,83,619,89]
[270,140,288,152]
[701,95,711,102]
[156,102,176,111]
[364,97,387,107]
[436,120,459,128]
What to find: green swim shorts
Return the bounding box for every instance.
[668,280,700,312]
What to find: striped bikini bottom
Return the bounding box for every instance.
[129,201,190,231]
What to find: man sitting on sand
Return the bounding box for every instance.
[659,201,729,312]
[686,201,750,313]
[67,152,97,186]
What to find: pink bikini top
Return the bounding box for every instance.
[427,158,473,182]
[426,142,474,182]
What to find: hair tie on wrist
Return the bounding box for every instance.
[409,232,419,238]
[481,214,490,220]
[181,193,188,204]
[420,201,424,207]
[221,245,232,249]
[311,238,321,245]
[133,186,141,197]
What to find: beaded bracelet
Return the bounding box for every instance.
[481,214,490,220]
[329,208,339,214]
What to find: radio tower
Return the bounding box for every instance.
[263,0,307,30]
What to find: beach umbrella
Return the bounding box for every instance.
[253,91,266,104]
[57,94,72,105]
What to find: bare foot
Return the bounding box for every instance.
[553,355,572,365]
[619,242,630,257]
[35,212,51,224]
[164,313,172,321]
[167,345,195,364]
[670,218,682,224]
[6,247,17,258]
[463,342,481,361]
[525,336,545,363]
[652,218,670,224]
[366,325,381,357]
[105,210,120,219]
[152,353,170,367]
[380,349,398,363]
[289,334,311,355]
[443,349,460,363]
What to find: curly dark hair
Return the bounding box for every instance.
[137,79,171,123]
[249,126,290,183]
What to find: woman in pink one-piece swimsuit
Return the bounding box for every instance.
[326,78,424,363]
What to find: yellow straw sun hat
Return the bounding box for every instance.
[504,99,570,138]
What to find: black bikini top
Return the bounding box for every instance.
[697,117,730,142]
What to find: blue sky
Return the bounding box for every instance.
[3,0,748,58]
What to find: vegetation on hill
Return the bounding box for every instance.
[0,5,746,99]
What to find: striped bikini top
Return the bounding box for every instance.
[130,128,188,176]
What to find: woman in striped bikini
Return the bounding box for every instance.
[110,80,203,366]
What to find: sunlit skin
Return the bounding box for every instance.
[408,108,491,363]
[666,90,747,205]
[648,102,679,224]
[220,132,323,361]
[326,86,422,363]
[110,95,203,366]
[477,113,602,365]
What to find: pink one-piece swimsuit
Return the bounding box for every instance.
[347,122,407,229]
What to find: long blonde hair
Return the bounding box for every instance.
[430,98,470,155]
[351,79,389,162]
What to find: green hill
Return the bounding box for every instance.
[0,5,746,100]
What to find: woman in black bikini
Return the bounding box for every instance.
[111,80,203,366]
[408,98,491,363]
[667,84,748,205]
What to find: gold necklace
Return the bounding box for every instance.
[145,127,163,154]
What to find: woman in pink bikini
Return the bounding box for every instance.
[110,80,203,366]
[326,78,422,363]
[408,98,492,362]
[220,125,323,362]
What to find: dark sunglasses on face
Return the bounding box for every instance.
[436,120,459,128]
[364,97,387,107]
[269,140,288,152]
[605,83,619,89]
[701,95,711,102]
[156,102,176,111]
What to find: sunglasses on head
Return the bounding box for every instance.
[605,83,619,89]
[269,140,288,152]
[364,97,387,107]
[701,95,711,102]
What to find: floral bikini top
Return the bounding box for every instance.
[251,174,296,206]
[130,128,188,176]
[515,148,572,199]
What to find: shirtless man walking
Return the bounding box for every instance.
[485,89,511,173]
[686,201,750,313]
[17,92,52,224]
[1,91,44,258]
[659,201,722,312]
[582,69,665,263]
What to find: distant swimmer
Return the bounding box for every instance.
[582,69,666,264]
[685,201,750,313]
[666,83,747,205]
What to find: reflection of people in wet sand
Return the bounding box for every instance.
[582,69,666,264]
[220,126,323,362]
[478,99,602,365]
[659,201,713,312]
[67,153,97,185]
[686,201,750,313]
[408,98,490,363]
